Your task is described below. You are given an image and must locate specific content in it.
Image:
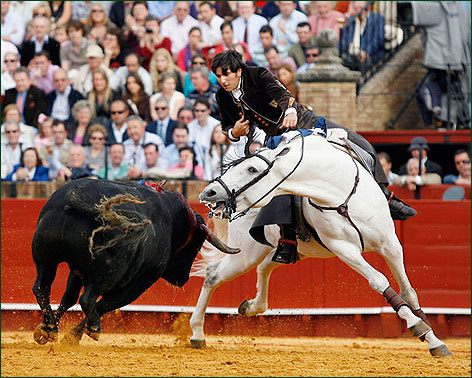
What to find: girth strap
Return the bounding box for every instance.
[308,138,365,251]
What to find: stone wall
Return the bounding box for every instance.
[298,33,427,131]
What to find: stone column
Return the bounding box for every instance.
[296,29,361,130]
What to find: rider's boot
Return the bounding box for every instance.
[272,224,299,264]
[380,184,417,221]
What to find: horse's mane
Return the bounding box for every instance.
[221,147,271,172]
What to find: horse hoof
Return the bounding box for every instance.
[238,299,250,316]
[430,344,452,357]
[409,320,431,338]
[190,339,206,349]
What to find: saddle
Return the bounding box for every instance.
[326,128,376,178]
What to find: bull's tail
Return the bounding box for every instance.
[88,194,155,257]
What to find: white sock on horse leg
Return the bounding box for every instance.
[424,330,445,349]
[397,305,421,328]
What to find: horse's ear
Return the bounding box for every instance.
[275,147,290,158]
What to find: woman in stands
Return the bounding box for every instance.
[84,123,108,173]
[4,147,49,182]
[277,64,299,101]
[149,73,186,121]
[182,53,218,97]
[103,27,130,70]
[87,68,120,121]
[68,100,94,145]
[149,48,184,93]
[177,27,204,72]
[86,3,116,46]
[136,16,171,71]
[122,72,151,122]
[34,116,54,150]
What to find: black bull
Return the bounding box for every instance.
[31,178,238,345]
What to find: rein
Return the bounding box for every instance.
[216,130,306,222]
[308,138,365,251]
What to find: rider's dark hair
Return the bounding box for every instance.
[211,50,246,74]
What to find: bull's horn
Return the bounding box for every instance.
[202,224,240,254]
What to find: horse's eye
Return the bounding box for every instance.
[248,167,258,173]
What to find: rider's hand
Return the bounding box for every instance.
[233,115,250,137]
[280,112,297,129]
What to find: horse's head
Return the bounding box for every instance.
[199,144,292,220]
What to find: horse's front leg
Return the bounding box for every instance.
[238,249,278,316]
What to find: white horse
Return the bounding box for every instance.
[192,132,452,357]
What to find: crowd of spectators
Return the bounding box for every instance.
[1,1,469,185]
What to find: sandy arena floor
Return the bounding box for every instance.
[1,331,470,377]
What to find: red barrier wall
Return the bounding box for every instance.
[1,197,470,310]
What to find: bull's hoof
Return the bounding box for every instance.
[430,344,452,357]
[84,327,100,341]
[238,299,250,316]
[33,322,58,345]
[409,320,431,338]
[190,339,206,349]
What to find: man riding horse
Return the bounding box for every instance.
[211,50,416,264]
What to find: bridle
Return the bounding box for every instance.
[211,131,306,221]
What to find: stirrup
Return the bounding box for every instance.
[272,239,299,264]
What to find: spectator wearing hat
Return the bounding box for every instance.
[443,149,471,185]
[398,136,444,177]
[73,44,114,96]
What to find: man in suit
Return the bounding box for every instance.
[398,137,444,177]
[3,67,47,128]
[211,50,416,264]
[20,15,61,67]
[46,69,84,126]
[104,100,130,144]
[146,97,178,147]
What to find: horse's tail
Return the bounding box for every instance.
[190,241,227,277]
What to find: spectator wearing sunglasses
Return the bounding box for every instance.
[443,150,471,185]
[296,44,319,73]
[1,51,20,95]
[84,123,108,173]
[182,53,218,97]
[1,120,32,179]
[146,97,178,146]
[104,100,131,144]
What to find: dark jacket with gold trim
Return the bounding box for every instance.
[216,67,316,138]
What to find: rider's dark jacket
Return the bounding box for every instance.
[216,67,317,138]
[215,66,387,185]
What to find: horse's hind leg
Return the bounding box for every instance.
[381,239,451,356]
[324,238,447,356]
